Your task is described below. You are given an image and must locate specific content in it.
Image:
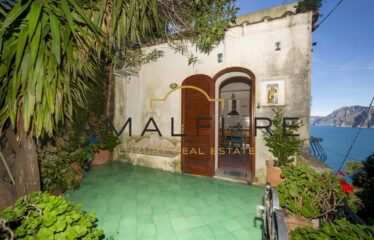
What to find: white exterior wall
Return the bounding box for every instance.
[114,11,313,185]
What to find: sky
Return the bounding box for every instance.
[236,0,374,116]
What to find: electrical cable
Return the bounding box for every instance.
[314,0,344,30]
[323,147,357,162]
[337,97,374,171]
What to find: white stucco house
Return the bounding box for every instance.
[112,2,317,185]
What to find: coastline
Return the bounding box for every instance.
[311,124,373,129]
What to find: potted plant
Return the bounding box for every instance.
[263,108,304,186]
[277,164,361,231]
[90,133,120,165]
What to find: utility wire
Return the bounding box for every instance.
[337,97,374,171]
[314,0,344,30]
[323,147,357,162]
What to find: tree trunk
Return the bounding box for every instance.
[0,180,15,211]
[0,125,40,210]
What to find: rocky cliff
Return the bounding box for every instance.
[311,106,374,128]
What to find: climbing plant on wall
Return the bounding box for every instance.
[296,0,323,13]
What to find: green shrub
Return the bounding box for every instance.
[263,108,304,167]
[63,135,94,168]
[345,154,374,223]
[291,218,374,240]
[278,164,361,219]
[39,124,120,194]
[0,192,103,239]
[296,0,323,13]
[94,133,121,152]
[38,148,83,193]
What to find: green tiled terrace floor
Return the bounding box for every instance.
[65,162,264,240]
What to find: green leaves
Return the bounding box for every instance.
[50,14,61,64]
[44,215,58,228]
[86,151,94,160]
[39,147,83,192]
[346,154,374,221]
[15,26,28,71]
[61,0,76,37]
[87,0,237,67]
[29,1,42,39]
[296,0,323,13]
[1,0,238,140]
[288,186,299,197]
[263,108,305,167]
[0,0,32,38]
[0,192,104,239]
[54,216,67,232]
[299,206,313,218]
[72,225,88,237]
[278,164,362,219]
[36,227,54,239]
[184,0,238,54]
[290,218,374,240]
[0,0,103,137]
[30,20,41,65]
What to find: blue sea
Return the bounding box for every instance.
[310,126,374,174]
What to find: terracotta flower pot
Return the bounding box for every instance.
[266,160,286,187]
[91,149,112,165]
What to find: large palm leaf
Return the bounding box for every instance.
[0,0,104,137]
[0,0,237,137]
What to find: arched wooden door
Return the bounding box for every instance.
[181,75,214,176]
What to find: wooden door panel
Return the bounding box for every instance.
[182,75,214,176]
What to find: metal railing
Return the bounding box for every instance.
[309,136,327,162]
[257,183,288,240]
